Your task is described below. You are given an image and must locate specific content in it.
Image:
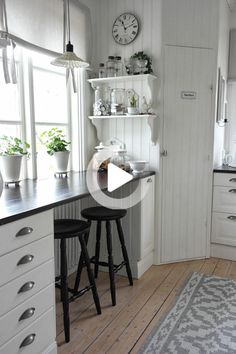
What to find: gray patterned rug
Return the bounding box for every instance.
[139,272,236,354]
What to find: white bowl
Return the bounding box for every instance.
[129,160,147,174]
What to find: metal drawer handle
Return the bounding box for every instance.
[228,189,236,193]
[229,178,236,182]
[17,254,34,266]
[19,334,36,348]
[147,178,152,183]
[15,227,33,237]
[227,215,236,221]
[19,307,35,321]
[18,281,35,294]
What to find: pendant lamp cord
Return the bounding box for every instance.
[2,0,8,33]
[67,0,71,43]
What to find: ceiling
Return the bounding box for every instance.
[227,0,236,11]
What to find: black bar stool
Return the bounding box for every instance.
[54,219,101,343]
[75,207,133,306]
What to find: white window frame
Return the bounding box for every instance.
[0,46,82,180]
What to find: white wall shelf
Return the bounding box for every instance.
[88,114,157,144]
[88,74,157,88]
[87,74,158,144]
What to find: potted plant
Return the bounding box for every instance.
[40,128,71,173]
[0,135,30,184]
[127,89,139,115]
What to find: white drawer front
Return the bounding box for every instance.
[0,259,54,316]
[213,186,236,213]
[0,284,54,347]
[0,210,53,256]
[211,212,236,246]
[0,307,55,354]
[214,173,236,187]
[0,235,54,287]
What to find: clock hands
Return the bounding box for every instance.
[124,23,134,30]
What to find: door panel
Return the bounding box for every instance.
[161,45,213,262]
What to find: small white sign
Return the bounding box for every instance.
[181,91,197,99]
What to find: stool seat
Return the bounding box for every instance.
[81,207,127,221]
[54,219,90,239]
[79,206,133,307]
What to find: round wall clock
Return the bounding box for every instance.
[112,13,139,45]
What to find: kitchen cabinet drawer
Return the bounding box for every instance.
[212,212,236,247]
[214,173,236,187]
[0,210,53,256]
[0,259,54,317]
[213,186,236,213]
[0,307,55,354]
[0,284,54,346]
[0,235,54,287]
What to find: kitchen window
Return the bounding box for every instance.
[0,48,23,138]
[0,46,84,180]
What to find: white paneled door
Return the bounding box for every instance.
[161,45,214,263]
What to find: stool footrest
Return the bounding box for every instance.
[55,281,93,302]
[90,257,126,274]
[69,285,93,301]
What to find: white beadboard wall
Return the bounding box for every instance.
[89,0,162,171]
[214,0,230,167]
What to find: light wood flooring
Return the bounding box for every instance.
[56,257,236,354]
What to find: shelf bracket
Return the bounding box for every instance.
[90,118,103,141]
[147,116,158,145]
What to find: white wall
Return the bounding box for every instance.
[224,8,236,159]
[214,0,230,167]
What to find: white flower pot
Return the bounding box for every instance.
[127,106,139,115]
[54,151,70,173]
[0,155,23,183]
[0,171,3,196]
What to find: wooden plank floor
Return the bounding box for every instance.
[56,258,236,354]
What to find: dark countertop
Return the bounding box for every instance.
[0,170,155,225]
[214,165,236,173]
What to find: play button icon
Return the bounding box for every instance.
[108,163,133,192]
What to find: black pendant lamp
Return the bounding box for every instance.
[51,0,89,69]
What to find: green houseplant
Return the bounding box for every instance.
[40,128,71,173]
[127,89,139,115]
[0,135,30,184]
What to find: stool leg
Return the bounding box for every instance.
[106,221,116,306]
[116,219,133,286]
[79,232,101,315]
[73,232,89,294]
[60,238,70,343]
[94,221,101,278]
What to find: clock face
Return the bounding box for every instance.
[112,13,139,45]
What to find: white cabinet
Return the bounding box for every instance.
[100,175,155,279]
[140,176,155,260]
[125,175,155,278]
[211,173,236,255]
[0,210,57,353]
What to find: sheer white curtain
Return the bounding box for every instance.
[0,0,92,61]
[0,0,92,172]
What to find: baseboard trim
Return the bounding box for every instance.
[136,252,154,279]
[211,243,236,261]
